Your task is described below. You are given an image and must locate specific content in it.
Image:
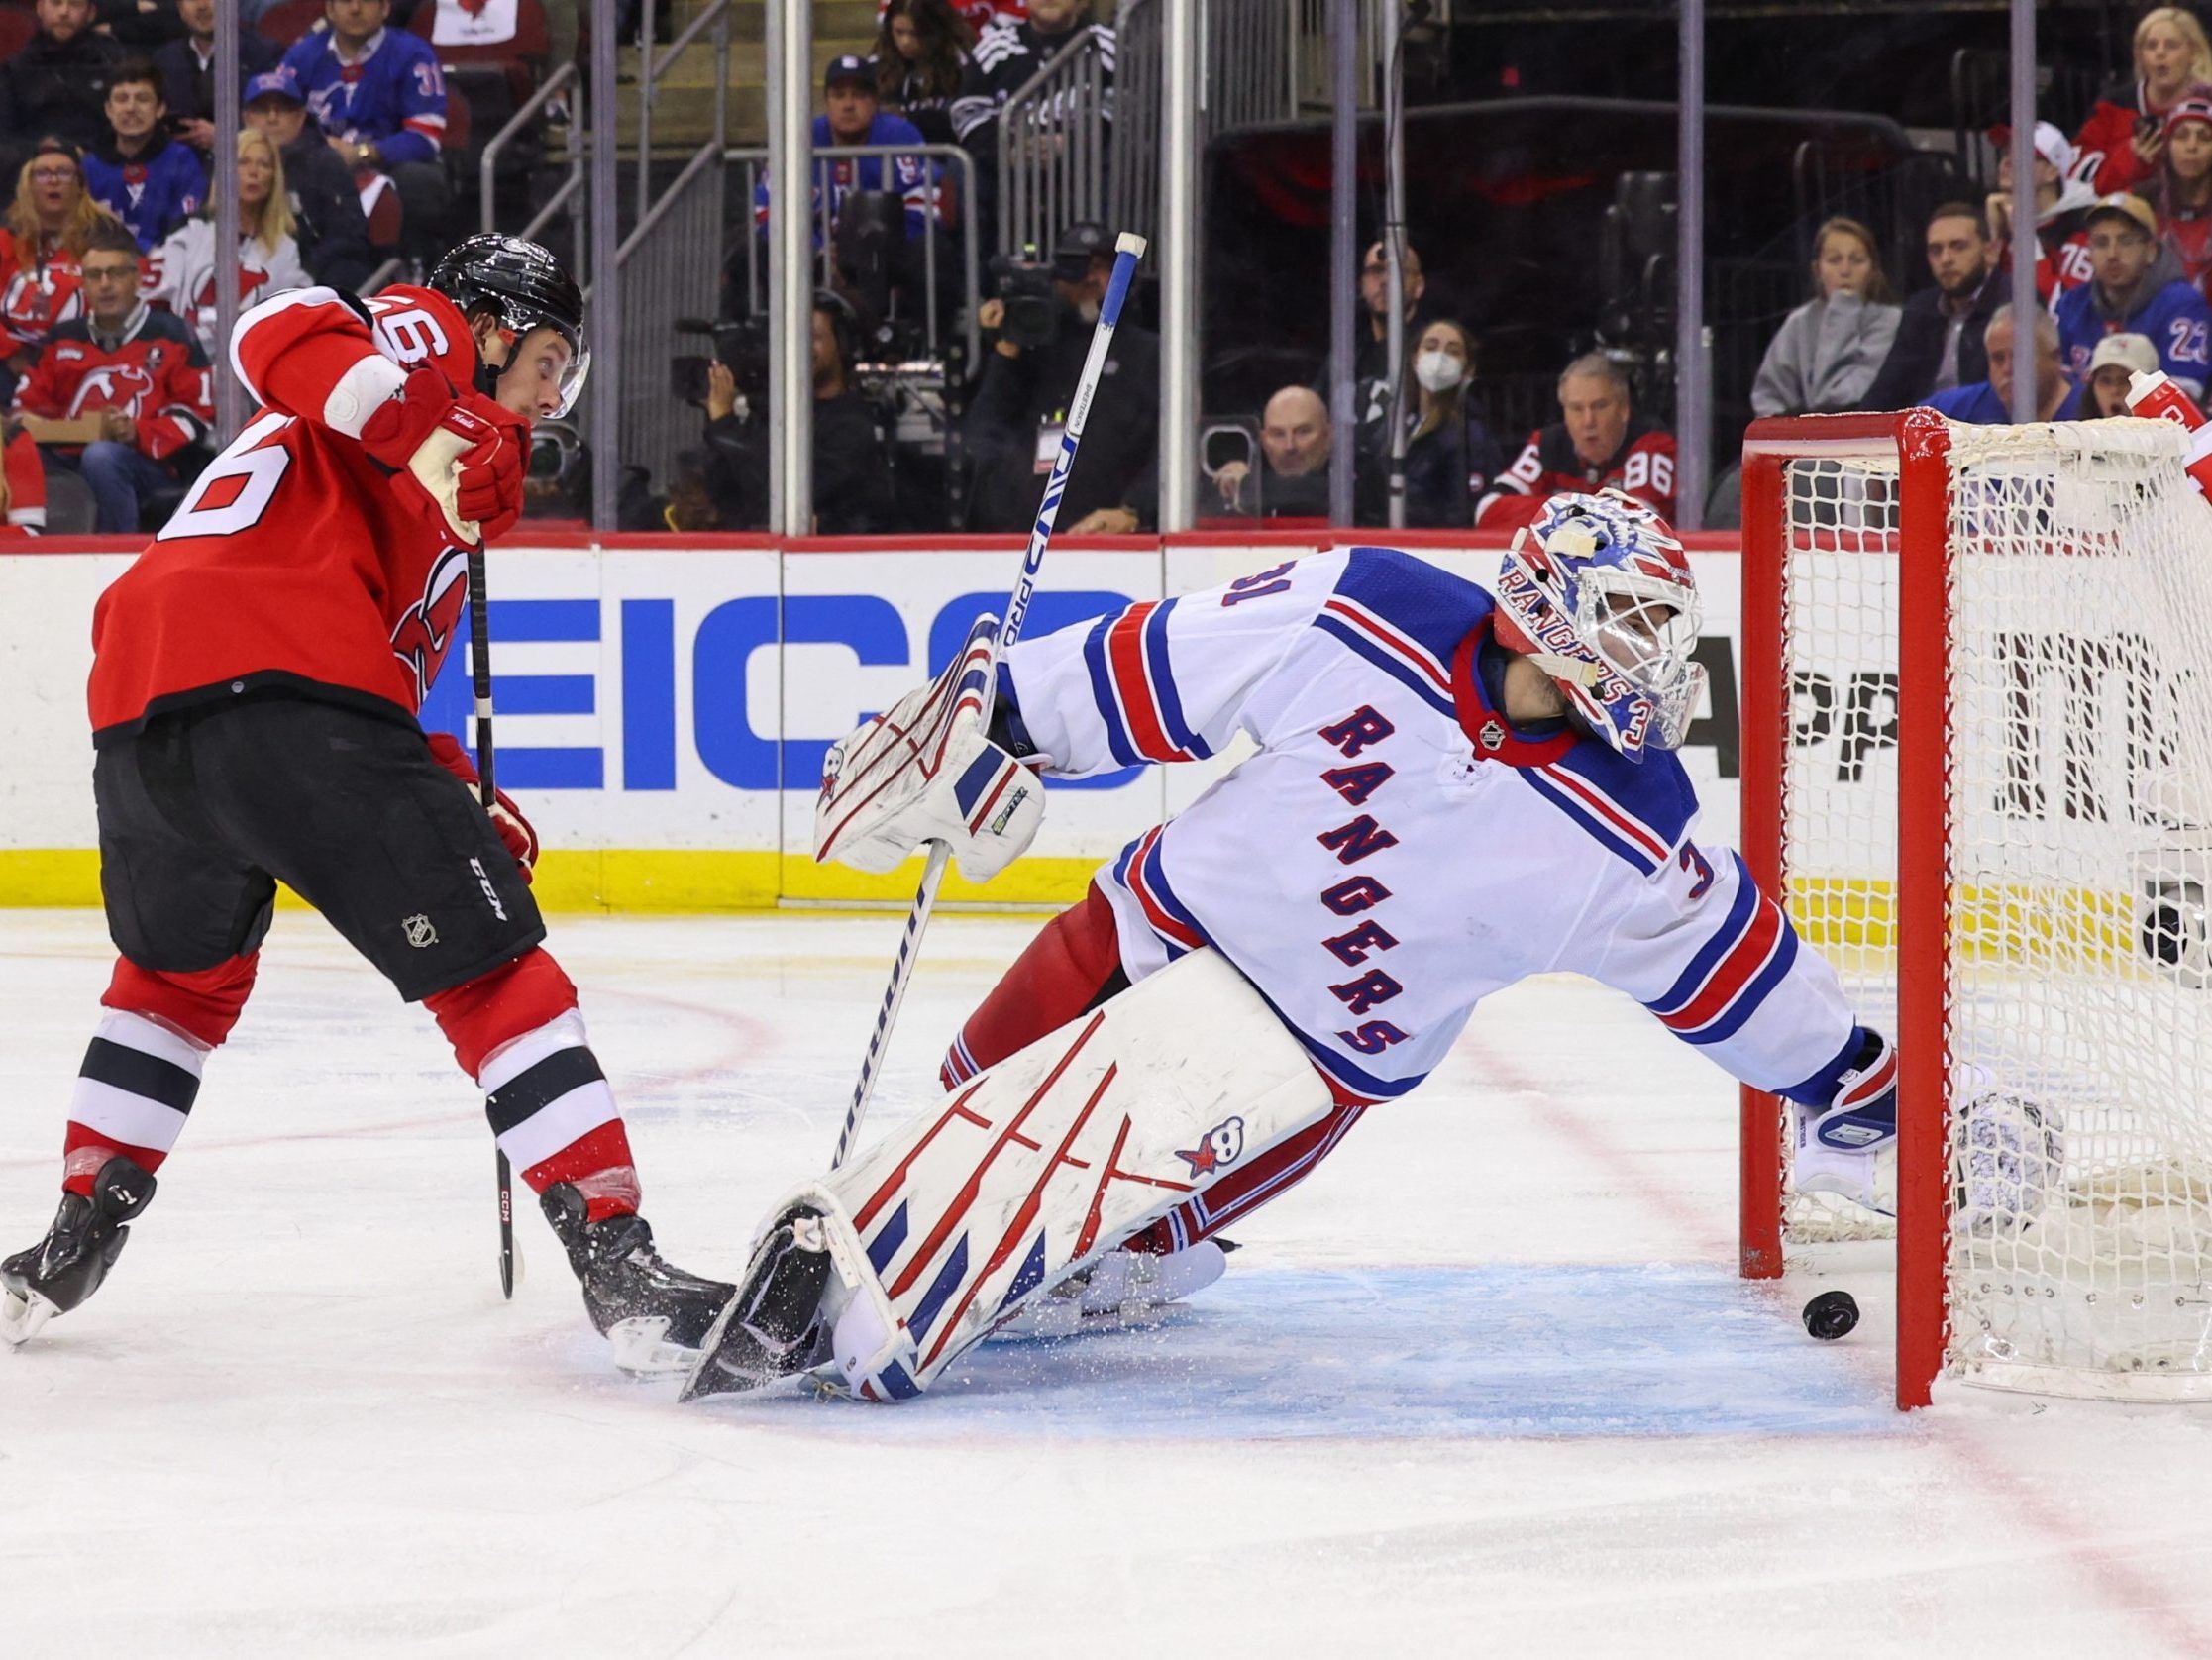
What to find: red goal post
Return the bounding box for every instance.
[1738,409,2212,1410]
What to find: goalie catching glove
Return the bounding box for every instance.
[814,613,1043,883]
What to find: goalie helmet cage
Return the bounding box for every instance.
[1738,409,2212,1410]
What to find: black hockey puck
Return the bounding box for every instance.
[1802,1290,1859,1341]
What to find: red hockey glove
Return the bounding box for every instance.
[364,366,504,545]
[426,731,541,882]
[457,391,530,543]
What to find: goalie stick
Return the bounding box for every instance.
[828,230,1149,1172]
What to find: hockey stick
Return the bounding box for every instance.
[465,542,518,1299]
[829,230,1149,1171]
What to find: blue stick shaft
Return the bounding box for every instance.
[830,235,1148,1172]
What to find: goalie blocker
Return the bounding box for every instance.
[682,949,1333,1402]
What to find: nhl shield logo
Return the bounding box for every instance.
[1478,719,1506,752]
[402,913,439,949]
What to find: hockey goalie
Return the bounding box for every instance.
[683,491,1900,1402]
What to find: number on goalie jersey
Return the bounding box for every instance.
[87,283,502,743]
[986,543,1876,1117]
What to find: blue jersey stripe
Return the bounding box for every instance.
[1314,613,1457,720]
[1143,598,1211,760]
[1081,614,1141,768]
[1518,769,1664,876]
[1679,925,1800,1048]
[1645,852,1759,1015]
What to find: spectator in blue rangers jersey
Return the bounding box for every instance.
[951,0,1110,254]
[83,62,204,253]
[277,0,450,261]
[752,56,942,250]
[1927,304,2085,424]
[2054,192,2212,398]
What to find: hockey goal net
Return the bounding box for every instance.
[1739,410,2212,1407]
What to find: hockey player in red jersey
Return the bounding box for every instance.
[0,235,735,1365]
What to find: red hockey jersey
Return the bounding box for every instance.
[0,428,48,534]
[1474,417,1678,531]
[0,233,84,362]
[12,303,214,461]
[87,283,515,742]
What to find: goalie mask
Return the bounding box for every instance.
[1492,489,1706,762]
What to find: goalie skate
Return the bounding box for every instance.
[991,1240,1232,1340]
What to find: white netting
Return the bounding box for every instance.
[1776,418,2212,1401]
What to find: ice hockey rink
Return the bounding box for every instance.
[4,905,2212,1658]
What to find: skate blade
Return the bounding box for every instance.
[0,1284,57,1348]
[606,1315,699,1378]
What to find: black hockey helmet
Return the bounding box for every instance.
[429,234,590,416]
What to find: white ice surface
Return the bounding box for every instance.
[5,907,2212,1657]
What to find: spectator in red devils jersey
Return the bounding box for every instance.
[1476,352,1676,531]
[0,421,51,533]
[2075,7,2212,196]
[13,220,212,532]
[0,140,116,390]
[0,236,738,1373]
[1986,121,2100,304]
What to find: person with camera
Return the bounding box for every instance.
[693,291,899,535]
[969,220,1157,535]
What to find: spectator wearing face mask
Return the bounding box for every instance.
[1751,217,1900,417]
[1987,121,2102,302]
[2083,330,2159,417]
[1356,318,1504,528]
[2054,191,2212,398]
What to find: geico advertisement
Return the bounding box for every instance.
[0,540,1757,899]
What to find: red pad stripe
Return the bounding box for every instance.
[884,1011,1107,1297]
[853,1078,993,1231]
[921,1062,1119,1368]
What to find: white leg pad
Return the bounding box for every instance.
[795,949,1334,1401]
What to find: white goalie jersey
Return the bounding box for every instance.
[999,547,1871,1108]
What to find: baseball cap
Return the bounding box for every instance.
[245,68,305,107]
[1988,119,2076,176]
[1051,220,1110,279]
[2084,192,2159,237]
[2088,332,2159,378]
[824,54,874,91]
[2165,95,2212,140]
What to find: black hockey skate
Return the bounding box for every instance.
[679,1206,835,1402]
[541,1184,736,1375]
[0,1155,157,1347]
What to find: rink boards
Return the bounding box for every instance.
[0,531,1754,911]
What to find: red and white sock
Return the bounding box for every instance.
[61,1009,208,1194]
[426,949,642,1223]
